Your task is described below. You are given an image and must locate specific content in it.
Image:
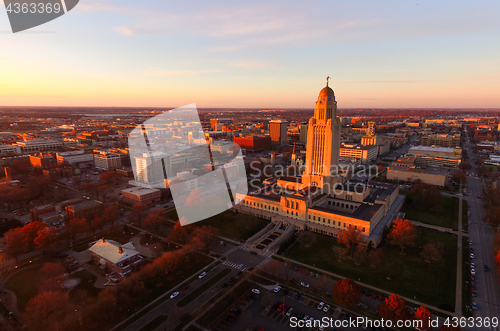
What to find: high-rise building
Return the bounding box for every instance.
[94,151,121,170]
[299,124,308,144]
[301,81,342,189]
[269,120,288,146]
[361,122,378,146]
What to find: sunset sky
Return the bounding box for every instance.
[1,0,500,108]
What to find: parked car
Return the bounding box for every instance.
[471,269,476,275]
[484,265,489,272]
[323,304,331,312]
[470,253,475,259]
[289,278,298,283]
[472,302,478,310]
[317,302,325,310]
[251,288,260,295]
[472,291,477,297]
[274,286,282,293]
[471,263,475,268]
[286,307,294,316]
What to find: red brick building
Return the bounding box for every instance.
[88,238,143,276]
[121,187,161,206]
[65,200,103,221]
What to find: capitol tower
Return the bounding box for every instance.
[301,78,343,192]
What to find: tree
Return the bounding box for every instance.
[297,231,317,248]
[414,306,433,331]
[99,171,116,184]
[21,221,47,250]
[387,218,418,254]
[24,291,72,331]
[190,226,220,252]
[101,205,120,226]
[420,240,444,263]
[169,219,187,244]
[451,171,467,185]
[4,227,26,262]
[142,209,166,232]
[332,278,362,307]
[337,225,362,259]
[378,294,410,322]
[483,205,500,227]
[262,259,281,276]
[39,262,67,293]
[64,218,89,241]
[353,242,368,265]
[34,227,59,252]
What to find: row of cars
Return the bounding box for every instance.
[225,289,260,324]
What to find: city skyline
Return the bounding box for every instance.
[1,0,500,108]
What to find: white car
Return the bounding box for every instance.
[286,307,294,316]
[251,288,260,295]
[198,272,207,279]
[323,304,330,312]
[238,264,244,270]
[317,302,325,310]
[470,253,475,259]
[170,291,179,299]
[471,269,476,275]
[274,286,282,293]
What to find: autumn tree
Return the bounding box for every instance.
[142,209,166,231]
[378,294,410,322]
[99,171,116,184]
[420,240,444,263]
[483,205,500,227]
[191,226,220,252]
[387,218,418,254]
[262,259,281,276]
[169,219,187,244]
[353,242,368,265]
[34,227,59,252]
[4,227,26,262]
[101,205,120,226]
[39,262,67,293]
[459,162,472,171]
[414,306,433,331]
[332,278,362,307]
[24,291,72,331]
[64,218,89,241]
[21,221,47,250]
[337,225,362,259]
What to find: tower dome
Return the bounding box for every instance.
[319,85,334,97]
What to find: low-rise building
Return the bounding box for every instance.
[386,166,449,187]
[121,187,161,206]
[15,139,63,153]
[65,200,103,221]
[89,238,143,276]
[339,143,378,163]
[56,151,94,167]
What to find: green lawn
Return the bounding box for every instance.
[167,209,269,241]
[284,229,457,311]
[403,196,459,230]
[5,265,42,312]
[177,268,232,307]
[68,269,101,305]
[462,200,469,232]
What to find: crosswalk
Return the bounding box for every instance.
[223,261,244,269]
[223,246,238,256]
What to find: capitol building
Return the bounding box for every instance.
[235,82,405,247]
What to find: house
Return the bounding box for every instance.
[88,238,143,276]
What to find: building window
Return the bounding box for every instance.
[313,216,316,220]
[343,223,346,227]
[362,227,366,233]
[328,220,330,224]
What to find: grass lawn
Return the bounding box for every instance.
[68,269,101,306]
[284,229,457,311]
[462,200,469,232]
[403,196,459,230]
[5,265,42,312]
[167,209,269,241]
[177,268,232,307]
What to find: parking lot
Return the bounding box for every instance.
[212,286,368,331]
